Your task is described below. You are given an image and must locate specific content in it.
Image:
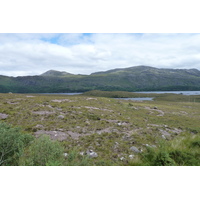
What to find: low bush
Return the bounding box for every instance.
[19,135,65,166]
[135,134,200,166]
[0,122,34,166]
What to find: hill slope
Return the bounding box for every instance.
[1,66,200,93]
[41,70,73,77]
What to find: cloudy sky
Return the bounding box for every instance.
[1,33,200,76]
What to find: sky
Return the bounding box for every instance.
[1,33,200,76]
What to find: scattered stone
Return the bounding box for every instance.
[144,106,164,116]
[160,130,171,136]
[120,157,125,161]
[58,115,65,119]
[63,153,68,157]
[159,127,182,137]
[117,122,129,126]
[32,111,55,115]
[129,155,135,159]
[80,152,85,156]
[180,111,188,115]
[0,113,8,119]
[171,128,182,135]
[102,119,119,123]
[84,106,100,110]
[85,120,90,125]
[86,98,97,100]
[35,124,44,129]
[144,144,156,148]
[161,135,166,139]
[67,131,81,139]
[86,150,98,158]
[7,101,19,105]
[51,99,74,103]
[96,127,112,135]
[130,146,140,153]
[51,99,63,103]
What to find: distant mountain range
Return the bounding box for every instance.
[1,66,200,93]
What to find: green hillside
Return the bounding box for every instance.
[1,66,200,93]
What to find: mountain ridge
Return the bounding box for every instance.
[1,66,200,93]
[40,70,73,77]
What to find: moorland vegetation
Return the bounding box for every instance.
[0,91,200,166]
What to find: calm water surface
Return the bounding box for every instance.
[135,91,200,95]
[41,93,82,95]
[116,97,154,101]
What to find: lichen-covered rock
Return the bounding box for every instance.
[130,146,140,153]
[58,115,65,119]
[0,113,8,119]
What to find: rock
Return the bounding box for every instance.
[145,144,156,148]
[86,150,98,158]
[90,152,98,158]
[58,115,65,119]
[80,152,85,156]
[63,153,68,157]
[130,146,140,153]
[161,135,166,139]
[0,113,8,119]
[129,155,134,159]
[85,120,90,125]
[35,124,44,129]
[120,157,125,161]
[115,142,119,145]
[154,106,158,109]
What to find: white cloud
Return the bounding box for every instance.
[1,33,200,76]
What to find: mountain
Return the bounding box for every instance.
[1,66,200,93]
[40,70,73,77]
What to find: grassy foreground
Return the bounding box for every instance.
[0,92,200,166]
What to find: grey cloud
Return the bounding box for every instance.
[1,33,200,76]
